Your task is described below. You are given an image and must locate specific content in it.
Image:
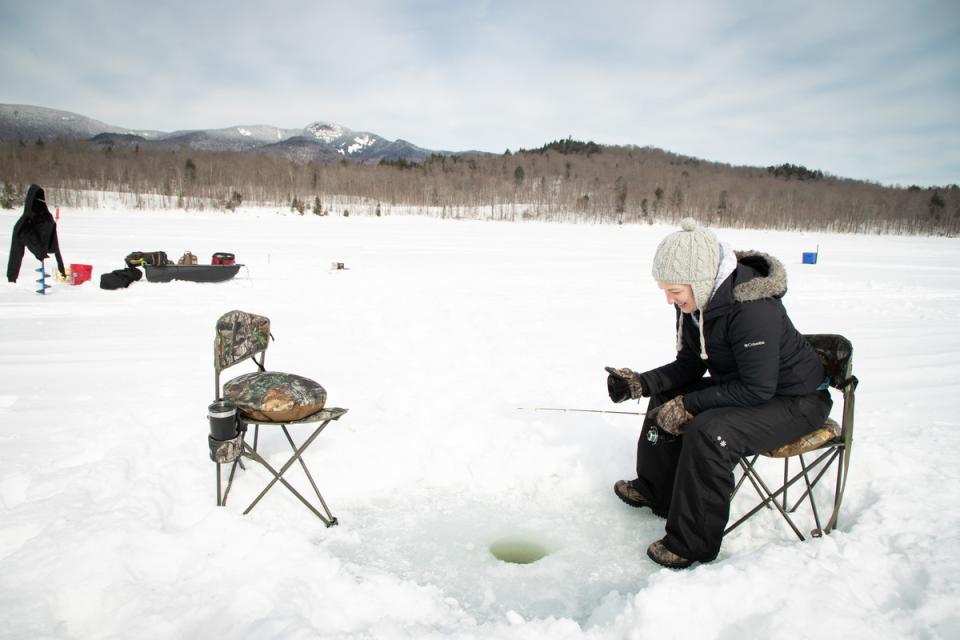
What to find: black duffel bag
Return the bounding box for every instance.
[100,267,143,290]
[124,251,169,267]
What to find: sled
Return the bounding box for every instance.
[144,263,242,283]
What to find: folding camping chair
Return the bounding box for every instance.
[212,310,346,526]
[725,334,858,541]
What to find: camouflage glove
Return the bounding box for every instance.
[605,367,644,403]
[653,395,694,435]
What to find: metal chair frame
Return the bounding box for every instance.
[725,334,858,541]
[216,410,345,526]
[213,310,345,526]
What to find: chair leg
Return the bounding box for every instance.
[280,425,337,524]
[734,463,806,541]
[217,429,249,507]
[726,447,840,540]
[731,465,750,496]
[726,458,799,537]
[241,445,336,526]
[233,423,248,471]
[738,455,774,510]
[239,420,337,526]
[787,449,839,513]
[216,459,243,506]
[758,469,806,541]
[797,454,825,537]
[824,447,847,534]
[782,458,789,512]
[221,456,241,506]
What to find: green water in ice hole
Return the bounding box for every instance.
[489,538,549,564]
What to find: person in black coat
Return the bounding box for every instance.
[7,184,66,283]
[606,218,831,568]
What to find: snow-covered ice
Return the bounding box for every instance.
[1,206,958,639]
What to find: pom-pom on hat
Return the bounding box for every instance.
[651,218,721,312]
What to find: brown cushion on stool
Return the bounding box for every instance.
[223,371,326,422]
[766,418,842,458]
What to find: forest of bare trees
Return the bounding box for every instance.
[1,137,957,235]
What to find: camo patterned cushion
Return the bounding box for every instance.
[223,372,326,422]
[766,418,842,458]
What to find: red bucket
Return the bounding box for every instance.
[71,263,93,285]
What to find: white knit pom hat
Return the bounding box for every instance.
[651,217,721,312]
[651,218,721,360]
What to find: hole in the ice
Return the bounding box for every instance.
[489,537,549,564]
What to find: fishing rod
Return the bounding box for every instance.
[516,407,644,416]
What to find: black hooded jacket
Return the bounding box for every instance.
[637,251,825,414]
[7,184,65,282]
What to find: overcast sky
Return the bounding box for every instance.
[1,0,957,186]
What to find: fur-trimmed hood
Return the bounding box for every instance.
[673,249,790,361]
[681,250,788,360]
[732,250,787,302]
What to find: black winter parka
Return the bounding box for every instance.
[637,251,824,414]
[7,184,66,282]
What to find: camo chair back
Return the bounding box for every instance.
[214,310,272,375]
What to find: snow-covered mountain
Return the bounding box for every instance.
[0,104,164,142]
[0,104,443,163]
[255,123,435,163]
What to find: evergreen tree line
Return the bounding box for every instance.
[1,138,957,235]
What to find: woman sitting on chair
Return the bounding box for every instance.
[606,218,831,568]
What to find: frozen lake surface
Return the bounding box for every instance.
[2,206,958,639]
